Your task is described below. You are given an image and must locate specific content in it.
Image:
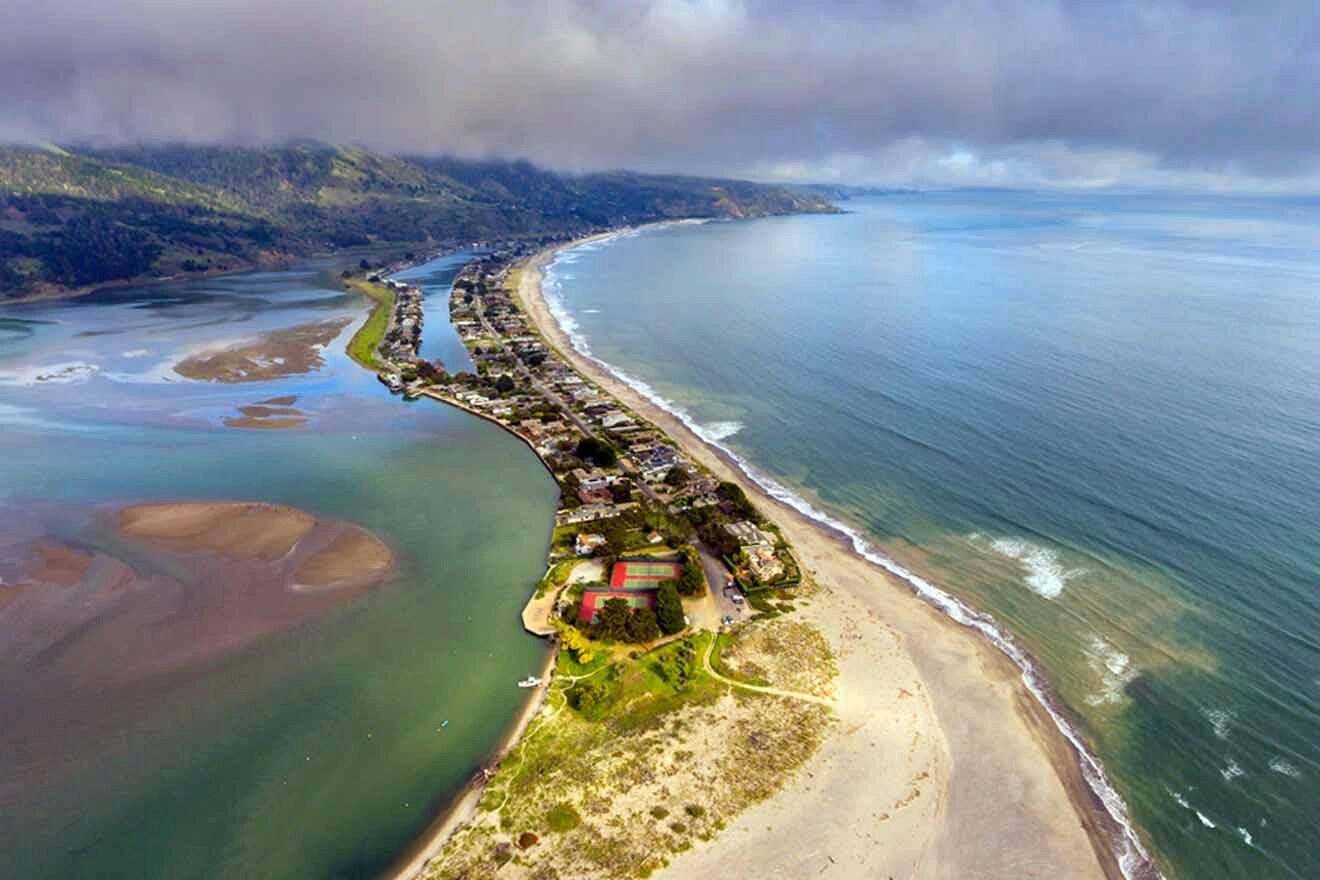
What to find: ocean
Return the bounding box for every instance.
[0,262,557,878]
[541,192,1320,879]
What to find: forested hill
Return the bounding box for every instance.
[0,143,837,299]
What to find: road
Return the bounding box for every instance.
[475,288,662,504]
[695,542,747,622]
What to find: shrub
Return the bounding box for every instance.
[570,679,613,718]
[650,806,670,820]
[516,831,539,850]
[683,804,706,818]
[546,802,582,833]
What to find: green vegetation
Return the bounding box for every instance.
[575,435,618,468]
[656,580,686,635]
[676,545,705,596]
[342,278,393,368]
[0,143,836,298]
[545,802,582,833]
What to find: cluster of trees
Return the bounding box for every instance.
[591,598,661,643]
[580,577,686,645]
[575,436,618,468]
[676,546,706,596]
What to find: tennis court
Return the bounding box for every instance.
[610,559,682,588]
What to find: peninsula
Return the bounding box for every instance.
[343,232,1139,880]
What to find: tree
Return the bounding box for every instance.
[495,373,516,394]
[575,436,618,468]
[677,546,705,597]
[626,607,661,643]
[595,597,632,641]
[664,466,690,488]
[571,679,612,715]
[656,580,685,635]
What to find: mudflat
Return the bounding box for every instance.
[173,317,351,383]
[0,501,395,806]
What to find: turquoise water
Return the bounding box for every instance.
[543,195,1320,879]
[0,267,557,878]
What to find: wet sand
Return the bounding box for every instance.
[514,245,1126,879]
[0,501,395,806]
[173,317,351,383]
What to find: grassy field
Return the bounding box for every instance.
[425,623,835,879]
[343,278,394,369]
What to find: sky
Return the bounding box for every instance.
[2,0,1318,190]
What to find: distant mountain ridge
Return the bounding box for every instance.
[0,143,837,299]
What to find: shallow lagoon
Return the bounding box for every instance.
[0,265,557,879]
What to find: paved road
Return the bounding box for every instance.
[475,289,662,504]
[696,543,747,622]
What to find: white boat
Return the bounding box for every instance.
[517,676,542,688]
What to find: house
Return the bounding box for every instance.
[745,545,785,583]
[556,503,626,526]
[575,533,608,556]
[724,521,773,548]
[577,486,614,505]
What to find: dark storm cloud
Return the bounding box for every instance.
[1,0,1318,185]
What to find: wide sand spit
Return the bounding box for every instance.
[510,241,1127,880]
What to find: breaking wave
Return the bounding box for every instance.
[1085,635,1137,706]
[989,537,1085,598]
[539,229,1163,880]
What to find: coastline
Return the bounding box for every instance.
[385,645,558,880]
[514,236,1148,879]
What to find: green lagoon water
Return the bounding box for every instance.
[0,262,557,878]
[543,195,1320,879]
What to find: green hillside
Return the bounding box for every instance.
[0,143,836,299]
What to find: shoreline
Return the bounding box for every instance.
[516,234,1154,879]
[385,645,558,880]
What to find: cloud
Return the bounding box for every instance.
[1,0,1318,188]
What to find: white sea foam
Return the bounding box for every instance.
[1269,757,1301,778]
[0,361,99,386]
[120,348,151,359]
[1169,789,1191,809]
[1221,758,1244,782]
[1084,636,1137,706]
[539,227,1162,880]
[1237,827,1254,846]
[581,308,601,314]
[1196,811,1217,829]
[701,421,744,441]
[989,537,1084,598]
[1204,707,1234,740]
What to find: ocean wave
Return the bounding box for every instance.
[1196,811,1217,829]
[1221,758,1244,782]
[701,420,744,441]
[1169,788,1191,809]
[1269,757,1301,777]
[1237,827,1254,846]
[540,230,1161,880]
[989,537,1084,598]
[1084,635,1137,706]
[1203,707,1234,740]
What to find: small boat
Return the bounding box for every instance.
[517,676,541,688]
[441,719,450,728]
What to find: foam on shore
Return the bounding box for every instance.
[539,231,1162,880]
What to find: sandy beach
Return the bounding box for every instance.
[512,244,1127,879]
